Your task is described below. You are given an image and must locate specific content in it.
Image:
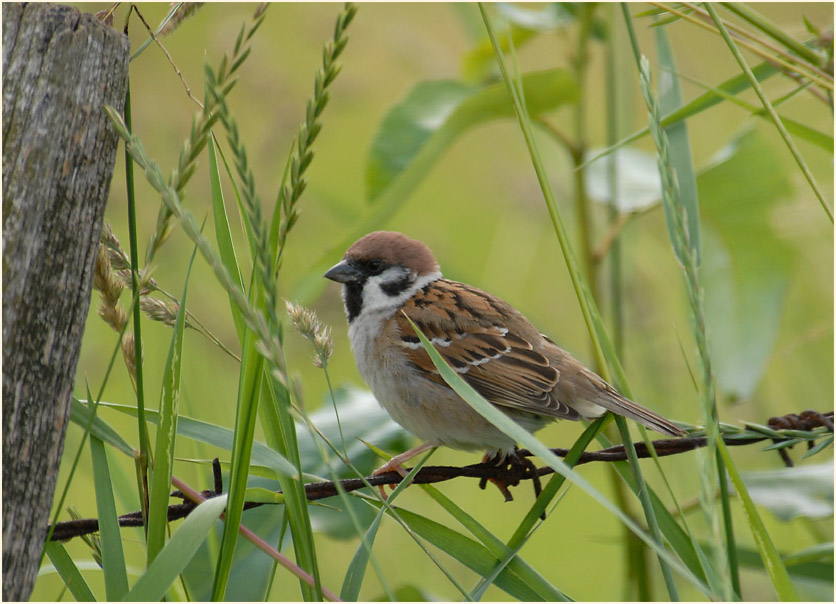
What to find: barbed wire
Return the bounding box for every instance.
[47,410,832,542]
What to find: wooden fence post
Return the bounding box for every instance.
[2,3,129,599]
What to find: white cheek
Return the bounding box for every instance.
[360,269,442,314]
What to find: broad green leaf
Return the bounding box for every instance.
[699,126,794,399]
[717,441,799,600]
[298,387,409,479]
[147,239,195,564]
[740,462,834,521]
[90,436,129,600]
[122,495,228,602]
[462,27,538,83]
[656,26,701,265]
[70,398,136,457]
[44,541,96,602]
[366,69,578,203]
[299,388,410,541]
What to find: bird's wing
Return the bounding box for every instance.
[395,279,580,420]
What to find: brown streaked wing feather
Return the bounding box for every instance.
[395,280,580,420]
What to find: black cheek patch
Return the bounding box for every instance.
[380,273,412,297]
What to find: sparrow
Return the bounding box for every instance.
[324,231,684,479]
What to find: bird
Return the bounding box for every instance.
[324,231,684,482]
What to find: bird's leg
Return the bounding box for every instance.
[372,442,435,499]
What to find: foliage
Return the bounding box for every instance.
[37,3,832,602]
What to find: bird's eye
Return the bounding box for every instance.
[366,259,385,274]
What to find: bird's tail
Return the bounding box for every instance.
[579,370,685,437]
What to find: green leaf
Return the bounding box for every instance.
[656,26,701,265]
[740,462,834,521]
[70,399,136,457]
[44,541,97,602]
[366,69,578,203]
[146,235,197,564]
[122,496,228,602]
[423,484,569,601]
[716,441,799,600]
[100,401,299,479]
[340,506,385,601]
[211,332,268,600]
[341,455,436,601]
[299,388,410,541]
[699,126,794,399]
[90,436,129,600]
[367,500,549,601]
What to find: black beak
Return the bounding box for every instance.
[324,260,361,284]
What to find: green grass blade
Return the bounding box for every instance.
[366,500,550,601]
[340,453,436,600]
[423,484,569,601]
[209,136,246,341]
[704,2,832,222]
[340,504,385,601]
[146,233,198,565]
[44,541,97,602]
[123,495,228,602]
[582,59,780,168]
[720,2,825,67]
[90,435,130,600]
[716,440,799,600]
[71,398,136,457]
[211,331,265,600]
[99,401,299,478]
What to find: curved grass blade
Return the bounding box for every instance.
[716,440,799,600]
[122,495,228,602]
[44,541,96,602]
[146,227,199,565]
[365,500,552,602]
[90,436,129,600]
[98,401,298,479]
[423,484,569,602]
[71,398,136,457]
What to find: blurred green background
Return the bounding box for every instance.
[38,3,832,601]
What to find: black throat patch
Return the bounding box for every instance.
[344,281,364,322]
